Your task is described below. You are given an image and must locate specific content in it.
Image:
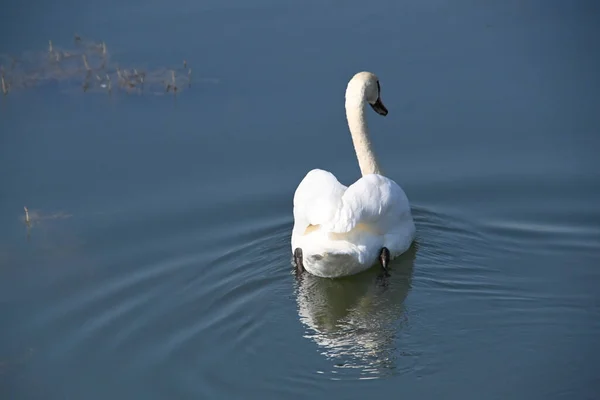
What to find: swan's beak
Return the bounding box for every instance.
[370,98,388,116]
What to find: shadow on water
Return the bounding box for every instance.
[294,244,417,380]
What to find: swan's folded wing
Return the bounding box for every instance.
[323,174,411,234]
[293,169,347,233]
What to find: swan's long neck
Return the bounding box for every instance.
[345,90,381,176]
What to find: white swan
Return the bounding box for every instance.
[291,71,416,278]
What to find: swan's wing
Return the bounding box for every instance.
[293,169,347,234]
[293,170,411,236]
[323,174,412,234]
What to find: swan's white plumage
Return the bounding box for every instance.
[291,71,416,278]
[292,169,415,278]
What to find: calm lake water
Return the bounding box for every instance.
[1,0,599,398]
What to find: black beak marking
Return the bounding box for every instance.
[370,80,388,116]
[371,97,388,116]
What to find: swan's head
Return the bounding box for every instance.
[345,71,388,116]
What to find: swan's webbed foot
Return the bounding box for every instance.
[379,247,390,276]
[294,248,304,275]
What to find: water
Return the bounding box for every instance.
[1,0,599,398]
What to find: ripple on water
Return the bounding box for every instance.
[19,177,598,394]
[406,198,600,377]
[12,182,301,396]
[103,216,294,389]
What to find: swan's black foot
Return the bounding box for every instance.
[379,247,390,276]
[294,248,304,274]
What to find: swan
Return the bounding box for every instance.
[291,71,415,278]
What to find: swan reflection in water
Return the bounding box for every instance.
[295,244,417,378]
